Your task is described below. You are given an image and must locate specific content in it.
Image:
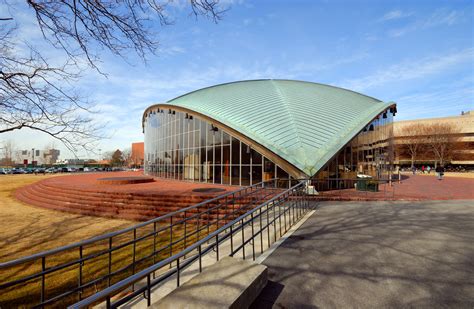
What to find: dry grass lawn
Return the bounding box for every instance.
[0,174,134,262]
[0,174,209,308]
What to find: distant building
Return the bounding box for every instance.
[131,142,144,167]
[393,111,474,166]
[16,149,60,166]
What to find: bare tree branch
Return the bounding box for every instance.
[0,1,225,154]
[424,123,461,166]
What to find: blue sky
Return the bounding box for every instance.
[2,0,473,159]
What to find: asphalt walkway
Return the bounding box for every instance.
[252,200,474,308]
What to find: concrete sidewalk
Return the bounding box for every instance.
[252,200,474,308]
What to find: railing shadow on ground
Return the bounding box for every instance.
[252,201,474,308]
[68,180,313,309]
[0,179,285,308]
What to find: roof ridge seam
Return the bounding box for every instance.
[270,80,308,162]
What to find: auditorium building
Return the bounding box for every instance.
[142,80,396,189]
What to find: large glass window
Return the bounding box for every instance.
[143,109,291,186]
[312,108,394,191]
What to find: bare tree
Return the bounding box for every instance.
[424,123,460,166]
[0,25,100,152]
[397,123,428,168]
[1,1,224,153]
[122,147,132,167]
[0,140,16,166]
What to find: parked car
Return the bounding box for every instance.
[0,168,8,175]
[12,168,26,174]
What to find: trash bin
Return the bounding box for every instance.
[366,181,379,192]
[356,174,372,191]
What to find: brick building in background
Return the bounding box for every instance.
[393,111,474,168]
[131,142,144,168]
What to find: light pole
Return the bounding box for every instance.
[32,148,35,167]
[98,149,102,169]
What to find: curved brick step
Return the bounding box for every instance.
[17,186,195,217]
[21,185,258,216]
[16,188,170,221]
[30,182,263,210]
[35,183,215,204]
[15,173,279,222]
[36,182,258,206]
[16,185,268,222]
[17,189,247,223]
[29,187,202,210]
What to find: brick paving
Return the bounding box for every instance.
[316,174,474,201]
[14,171,241,221]
[35,171,238,194]
[14,172,474,221]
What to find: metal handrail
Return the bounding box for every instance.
[0,179,276,268]
[69,181,310,308]
[0,179,281,308]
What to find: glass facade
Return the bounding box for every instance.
[144,107,394,189]
[143,109,290,186]
[313,109,394,190]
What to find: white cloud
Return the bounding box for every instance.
[395,84,474,120]
[378,10,413,22]
[159,46,186,55]
[340,48,474,92]
[389,9,464,37]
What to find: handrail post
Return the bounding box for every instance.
[147,274,151,306]
[169,216,173,268]
[153,222,157,279]
[184,211,187,250]
[133,228,137,273]
[197,212,201,242]
[40,256,45,304]
[259,208,263,254]
[266,203,270,248]
[198,244,202,272]
[215,234,219,261]
[273,200,277,242]
[108,237,112,287]
[78,245,83,301]
[241,219,245,260]
[176,258,180,287]
[230,225,234,255]
[251,212,255,260]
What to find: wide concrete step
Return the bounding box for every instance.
[152,256,267,309]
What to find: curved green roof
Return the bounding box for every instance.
[151,79,394,176]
